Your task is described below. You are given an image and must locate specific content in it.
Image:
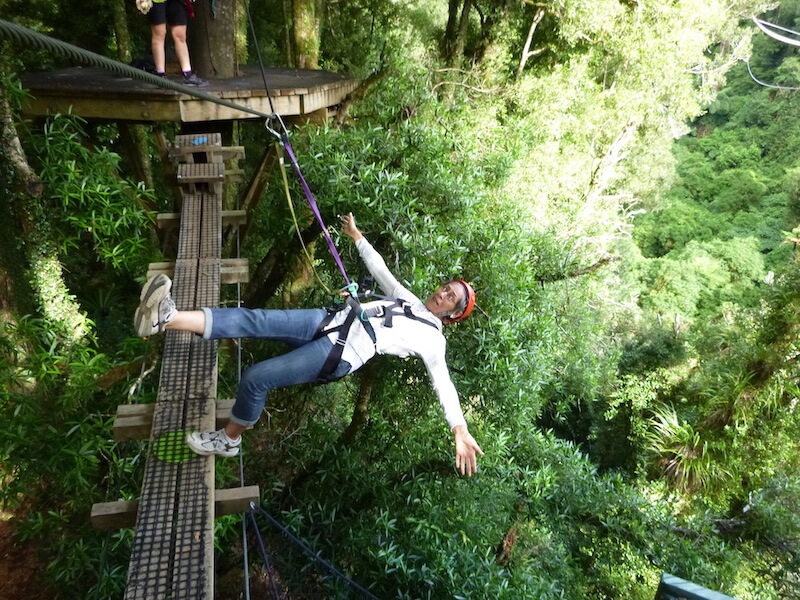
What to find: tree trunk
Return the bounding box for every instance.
[109,0,132,62]
[516,8,546,78]
[110,2,155,189]
[282,0,294,66]
[340,361,378,446]
[0,81,89,344]
[244,223,320,307]
[443,0,461,63]
[188,0,242,78]
[293,0,321,69]
[452,0,473,66]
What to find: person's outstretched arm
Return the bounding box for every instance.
[341,212,407,298]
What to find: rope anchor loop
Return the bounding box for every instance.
[264,113,287,141]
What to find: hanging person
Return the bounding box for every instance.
[134,213,484,476]
[139,0,208,86]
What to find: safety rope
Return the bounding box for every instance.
[277,143,338,296]
[281,137,354,290]
[0,19,274,120]
[243,0,277,117]
[747,17,800,91]
[248,503,380,600]
[753,17,800,47]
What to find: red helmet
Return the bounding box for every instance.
[445,279,476,323]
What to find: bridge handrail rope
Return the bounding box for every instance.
[248,503,380,600]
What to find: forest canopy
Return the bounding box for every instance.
[1,0,800,598]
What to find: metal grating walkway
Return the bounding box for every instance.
[125,192,223,599]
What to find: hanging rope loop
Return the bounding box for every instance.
[248,503,380,600]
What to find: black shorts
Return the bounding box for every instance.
[148,0,188,26]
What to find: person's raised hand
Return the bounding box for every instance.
[340,212,364,242]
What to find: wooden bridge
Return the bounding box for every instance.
[90,134,259,599]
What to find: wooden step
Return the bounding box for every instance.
[156,209,247,231]
[113,399,245,442]
[91,485,260,530]
[171,145,246,162]
[174,132,222,149]
[176,162,226,184]
[146,258,249,284]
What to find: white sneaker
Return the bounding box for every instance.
[134,274,176,337]
[186,430,241,457]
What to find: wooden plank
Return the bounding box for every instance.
[174,132,222,148]
[91,486,261,531]
[157,210,246,230]
[91,499,138,530]
[21,66,359,123]
[23,95,182,122]
[177,162,226,184]
[171,146,245,160]
[147,258,249,284]
[215,486,260,517]
[114,400,247,441]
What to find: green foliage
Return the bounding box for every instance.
[31,114,156,274]
[0,316,147,597]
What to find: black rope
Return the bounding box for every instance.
[249,503,380,600]
[0,18,274,120]
[248,508,282,599]
[243,0,277,116]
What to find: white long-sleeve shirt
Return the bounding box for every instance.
[324,238,467,430]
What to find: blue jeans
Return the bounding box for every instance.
[201,307,351,427]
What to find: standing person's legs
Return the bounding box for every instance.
[164,0,208,86]
[170,24,191,73]
[147,2,168,74]
[150,23,168,73]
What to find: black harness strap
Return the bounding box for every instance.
[314,296,376,382]
[313,296,437,383]
[361,298,439,330]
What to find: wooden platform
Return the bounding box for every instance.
[20,65,359,122]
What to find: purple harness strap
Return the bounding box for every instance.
[282,138,352,287]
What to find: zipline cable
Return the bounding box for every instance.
[753,17,800,47]
[748,17,800,90]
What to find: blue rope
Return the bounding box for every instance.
[248,503,380,600]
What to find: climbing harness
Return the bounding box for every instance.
[313,295,377,382]
[312,289,443,382]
